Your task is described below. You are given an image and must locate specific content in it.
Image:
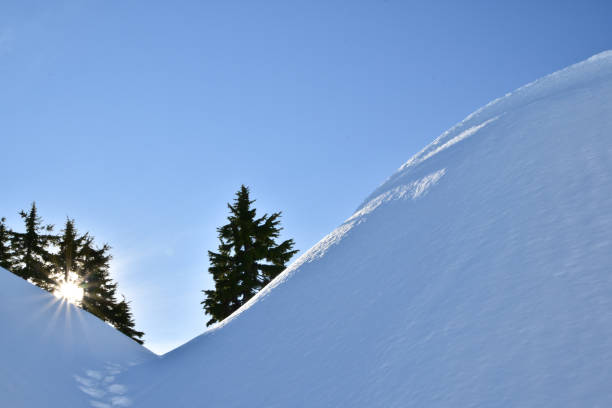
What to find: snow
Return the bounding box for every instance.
[2,50,612,407]
[0,269,156,407]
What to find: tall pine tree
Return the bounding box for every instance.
[78,236,116,318]
[55,218,83,281]
[78,235,145,344]
[202,185,298,326]
[0,217,15,270]
[11,203,56,289]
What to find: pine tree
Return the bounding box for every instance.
[112,296,145,345]
[3,205,145,344]
[0,217,15,271]
[11,203,56,289]
[78,236,145,344]
[202,185,298,326]
[49,218,145,344]
[55,218,83,281]
[47,218,88,305]
[79,236,116,317]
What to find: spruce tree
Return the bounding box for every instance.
[55,218,83,281]
[0,217,15,271]
[112,296,145,345]
[11,203,56,289]
[4,205,145,344]
[78,236,145,344]
[48,218,88,305]
[79,236,115,317]
[202,185,298,326]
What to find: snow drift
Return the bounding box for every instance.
[125,51,612,407]
[3,51,612,407]
[0,268,156,407]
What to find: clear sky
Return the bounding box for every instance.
[1,0,610,354]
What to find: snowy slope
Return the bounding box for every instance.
[5,51,612,408]
[123,51,612,407]
[0,268,156,408]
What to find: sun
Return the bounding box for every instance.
[54,276,84,304]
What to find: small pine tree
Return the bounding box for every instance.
[11,203,56,289]
[112,296,145,345]
[78,236,145,344]
[202,185,298,326]
[0,217,15,271]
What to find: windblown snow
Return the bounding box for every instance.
[3,51,612,407]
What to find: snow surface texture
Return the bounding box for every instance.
[0,269,156,408]
[3,51,612,407]
[128,51,612,407]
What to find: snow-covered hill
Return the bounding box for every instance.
[0,268,156,407]
[123,51,612,407]
[3,51,612,407]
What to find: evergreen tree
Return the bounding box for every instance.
[48,218,88,306]
[55,218,83,281]
[0,217,15,271]
[79,237,117,319]
[78,236,145,344]
[202,185,298,326]
[3,205,145,344]
[112,296,145,345]
[11,203,56,289]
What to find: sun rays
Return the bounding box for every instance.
[53,272,84,305]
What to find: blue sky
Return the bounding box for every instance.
[1,0,610,354]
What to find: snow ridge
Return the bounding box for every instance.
[128,50,612,407]
[4,50,612,408]
[360,50,612,211]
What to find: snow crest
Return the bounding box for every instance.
[4,50,612,408]
[128,50,612,408]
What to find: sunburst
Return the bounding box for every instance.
[53,273,84,304]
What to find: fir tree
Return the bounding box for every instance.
[50,218,145,344]
[79,236,145,344]
[55,218,83,281]
[48,218,88,305]
[11,203,56,289]
[202,185,298,326]
[0,217,15,271]
[3,205,145,344]
[112,296,145,345]
[79,237,117,319]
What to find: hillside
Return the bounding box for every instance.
[125,51,612,407]
[3,50,612,407]
[0,268,156,408]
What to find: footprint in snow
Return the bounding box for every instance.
[75,362,133,407]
